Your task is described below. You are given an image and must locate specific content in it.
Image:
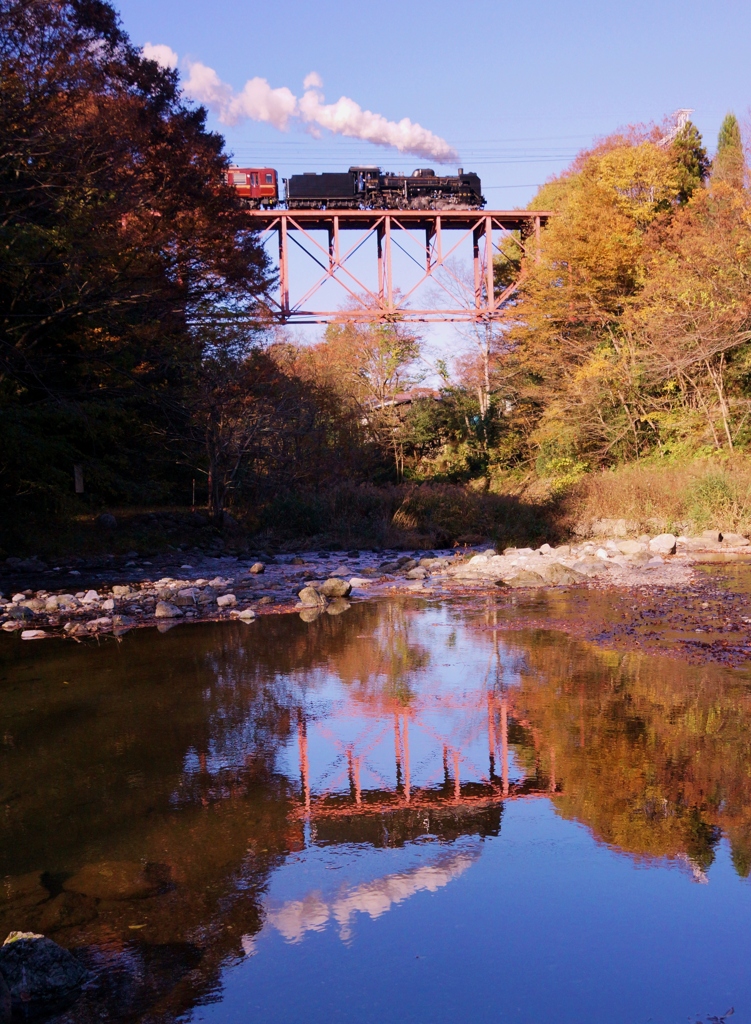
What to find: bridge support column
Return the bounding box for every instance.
[279,216,289,318]
[485,216,495,313]
[377,223,385,306]
[473,225,482,311]
[384,215,393,313]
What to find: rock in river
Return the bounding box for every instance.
[298,586,326,607]
[499,569,547,588]
[649,533,677,555]
[320,578,352,599]
[154,601,183,619]
[63,860,170,900]
[0,932,87,1016]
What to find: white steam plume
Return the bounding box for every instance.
[142,43,178,70]
[178,58,458,163]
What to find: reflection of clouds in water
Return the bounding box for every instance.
[265,848,479,945]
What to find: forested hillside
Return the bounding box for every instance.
[2,0,750,555]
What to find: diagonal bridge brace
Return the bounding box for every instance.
[247,209,550,325]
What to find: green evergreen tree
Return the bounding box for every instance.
[672,121,710,203]
[713,112,745,187]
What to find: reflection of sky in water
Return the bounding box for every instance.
[175,601,751,1024]
[9,587,751,1024]
[194,800,751,1024]
[259,840,480,945]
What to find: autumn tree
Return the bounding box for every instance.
[713,112,745,188]
[0,0,269,522]
[296,317,423,479]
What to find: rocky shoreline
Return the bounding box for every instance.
[1,530,751,642]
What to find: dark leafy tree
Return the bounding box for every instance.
[713,112,745,188]
[0,0,270,524]
[672,120,710,203]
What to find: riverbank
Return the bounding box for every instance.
[2,532,751,662]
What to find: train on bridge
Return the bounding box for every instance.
[225,165,485,211]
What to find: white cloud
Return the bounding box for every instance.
[142,42,178,70]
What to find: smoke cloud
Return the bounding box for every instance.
[176,56,458,163]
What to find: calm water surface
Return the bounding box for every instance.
[2,594,751,1023]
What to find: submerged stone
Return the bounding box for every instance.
[63,861,170,900]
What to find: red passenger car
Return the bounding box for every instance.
[225,167,278,208]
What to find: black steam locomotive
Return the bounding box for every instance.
[286,166,485,210]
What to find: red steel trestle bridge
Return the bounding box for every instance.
[246,208,551,325]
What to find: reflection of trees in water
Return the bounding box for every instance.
[7,599,751,1022]
[328,601,430,708]
[0,605,435,1023]
[500,630,751,877]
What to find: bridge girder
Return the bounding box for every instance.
[245,208,551,325]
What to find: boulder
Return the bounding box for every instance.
[39,892,98,933]
[112,585,132,598]
[21,630,48,640]
[0,932,87,1015]
[649,533,677,555]
[154,601,183,619]
[499,569,547,588]
[378,560,401,573]
[1,873,48,908]
[406,567,428,579]
[721,533,749,547]
[701,529,723,542]
[616,539,646,555]
[7,606,33,621]
[298,586,326,607]
[63,861,170,901]
[112,614,136,628]
[249,562,265,574]
[230,608,256,621]
[320,578,352,599]
[97,513,117,530]
[216,593,237,608]
[571,558,612,577]
[349,578,372,587]
[540,563,587,586]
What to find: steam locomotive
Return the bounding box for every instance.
[226,166,484,210]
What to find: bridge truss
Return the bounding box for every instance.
[246,209,551,325]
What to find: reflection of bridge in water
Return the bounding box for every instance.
[294,690,555,827]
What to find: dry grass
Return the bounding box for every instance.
[259,481,555,551]
[563,457,751,536]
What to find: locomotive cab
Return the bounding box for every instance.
[226,167,278,208]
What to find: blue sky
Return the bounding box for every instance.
[116,0,749,361]
[117,0,748,209]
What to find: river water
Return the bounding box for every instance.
[2,594,751,1023]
